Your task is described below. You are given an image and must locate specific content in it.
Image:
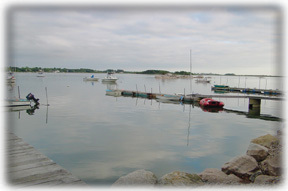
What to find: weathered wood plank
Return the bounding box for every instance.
[7,133,86,187]
[21,172,82,187]
[9,159,56,173]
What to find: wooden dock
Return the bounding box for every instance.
[211,86,282,95]
[7,132,87,187]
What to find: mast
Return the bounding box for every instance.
[190,49,192,94]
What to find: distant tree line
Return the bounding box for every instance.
[7,67,118,73]
[137,70,170,75]
[6,66,277,77]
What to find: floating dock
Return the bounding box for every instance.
[211,85,282,95]
[7,132,86,187]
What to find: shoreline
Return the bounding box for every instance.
[112,130,283,186]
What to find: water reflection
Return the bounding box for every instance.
[7,73,283,185]
[105,90,282,121]
[6,105,39,118]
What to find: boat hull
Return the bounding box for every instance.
[6,99,31,107]
[102,79,117,82]
[83,77,99,81]
[199,98,224,108]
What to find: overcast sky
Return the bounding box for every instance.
[8,6,281,75]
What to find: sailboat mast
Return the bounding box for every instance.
[190,49,192,94]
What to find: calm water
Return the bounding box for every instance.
[6,73,283,185]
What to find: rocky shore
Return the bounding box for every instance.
[112,131,283,187]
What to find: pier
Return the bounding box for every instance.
[211,86,282,95]
[7,132,86,187]
[106,89,284,114]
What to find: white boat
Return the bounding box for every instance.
[102,73,118,83]
[195,77,211,83]
[7,71,16,83]
[6,98,32,107]
[83,75,99,81]
[7,76,16,83]
[37,70,45,77]
[106,89,122,97]
[6,93,39,107]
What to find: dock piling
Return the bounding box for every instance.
[249,98,261,109]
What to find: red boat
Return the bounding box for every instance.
[199,98,224,108]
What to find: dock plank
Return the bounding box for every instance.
[7,133,86,187]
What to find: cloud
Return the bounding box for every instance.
[8,6,280,75]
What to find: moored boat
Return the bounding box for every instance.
[37,70,45,77]
[199,98,224,108]
[6,93,39,107]
[102,73,118,83]
[7,71,16,83]
[106,89,122,97]
[213,85,229,88]
[195,77,211,83]
[83,75,99,81]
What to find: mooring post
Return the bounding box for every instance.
[248,98,261,116]
[249,98,261,109]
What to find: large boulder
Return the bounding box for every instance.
[221,155,259,180]
[112,169,157,186]
[260,152,282,176]
[251,134,279,149]
[158,171,204,186]
[246,142,269,162]
[254,175,281,184]
[198,168,242,185]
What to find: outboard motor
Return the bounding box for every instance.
[26,93,40,105]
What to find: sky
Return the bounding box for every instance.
[7,5,282,75]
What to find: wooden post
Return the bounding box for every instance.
[249,98,261,109]
[248,98,261,115]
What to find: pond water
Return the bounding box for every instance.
[5,73,283,185]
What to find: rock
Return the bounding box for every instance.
[158,171,204,186]
[251,134,279,149]
[112,169,157,186]
[246,142,269,162]
[254,175,281,184]
[198,168,242,185]
[221,155,259,180]
[260,152,282,176]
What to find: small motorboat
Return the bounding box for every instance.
[102,73,118,83]
[106,89,122,97]
[7,71,16,83]
[6,93,39,107]
[83,74,99,81]
[195,77,211,83]
[199,98,224,108]
[37,70,45,77]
